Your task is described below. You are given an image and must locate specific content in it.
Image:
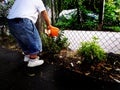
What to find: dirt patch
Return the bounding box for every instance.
[41,49,120,83]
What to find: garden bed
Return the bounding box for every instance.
[41,49,120,84]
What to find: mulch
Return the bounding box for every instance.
[0,47,119,90]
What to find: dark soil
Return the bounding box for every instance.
[41,49,120,84]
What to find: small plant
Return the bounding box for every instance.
[41,30,70,54]
[77,36,106,64]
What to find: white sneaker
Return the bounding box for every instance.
[27,58,44,67]
[24,55,30,62]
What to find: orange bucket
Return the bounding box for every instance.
[49,26,59,37]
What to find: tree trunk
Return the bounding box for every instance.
[51,0,56,25]
[98,0,105,30]
[57,0,62,17]
[35,14,44,33]
[76,0,80,23]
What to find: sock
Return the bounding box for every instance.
[29,54,38,59]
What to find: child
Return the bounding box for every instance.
[7,0,56,67]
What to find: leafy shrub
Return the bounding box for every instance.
[41,30,70,54]
[77,36,106,64]
[55,8,98,30]
[104,0,120,26]
[103,26,120,32]
[81,20,98,30]
[55,14,79,30]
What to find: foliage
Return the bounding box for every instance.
[113,0,120,24]
[55,11,98,30]
[81,0,99,13]
[54,0,99,30]
[77,36,106,64]
[80,20,98,30]
[54,0,120,31]
[103,25,120,32]
[58,0,99,13]
[0,0,14,25]
[55,13,80,30]
[0,0,14,17]
[104,0,120,26]
[41,30,70,54]
[59,0,79,10]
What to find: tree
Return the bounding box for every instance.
[98,0,105,30]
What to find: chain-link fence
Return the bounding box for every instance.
[63,30,120,54]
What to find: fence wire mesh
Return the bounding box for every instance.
[63,30,120,54]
